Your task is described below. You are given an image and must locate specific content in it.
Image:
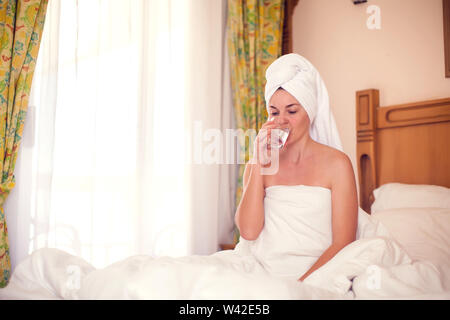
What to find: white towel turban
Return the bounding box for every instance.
[264,53,343,152]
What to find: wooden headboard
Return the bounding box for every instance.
[356,89,450,213]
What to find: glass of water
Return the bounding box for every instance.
[270,127,290,149]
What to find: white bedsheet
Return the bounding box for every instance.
[0,248,345,300]
[1,185,449,300]
[1,240,448,300]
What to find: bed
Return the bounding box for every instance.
[352,88,450,298]
[0,89,449,300]
[355,88,450,214]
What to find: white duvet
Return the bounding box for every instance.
[1,185,449,300]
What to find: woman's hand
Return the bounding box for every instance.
[251,118,279,166]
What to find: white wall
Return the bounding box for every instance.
[292,0,450,198]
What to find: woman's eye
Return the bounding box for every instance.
[270,111,296,116]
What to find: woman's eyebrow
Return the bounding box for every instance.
[269,103,298,109]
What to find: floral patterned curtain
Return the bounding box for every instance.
[227,0,285,243]
[0,0,49,287]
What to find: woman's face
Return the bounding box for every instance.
[268,88,310,146]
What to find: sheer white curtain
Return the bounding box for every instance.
[5,0,237,270]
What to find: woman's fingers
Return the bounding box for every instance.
[251,119,279,165]
[260,121,279,143]
[257,130,271,150]
[260,120,277,130]
[256,129,273,165]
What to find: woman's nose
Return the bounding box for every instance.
[274,116,288,126]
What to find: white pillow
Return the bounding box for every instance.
[371,183,450,214]
[371,207,450,268]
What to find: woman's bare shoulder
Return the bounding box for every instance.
[314,142,349,164]
[314,143,353,183]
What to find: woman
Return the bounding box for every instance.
[234,53,358,282]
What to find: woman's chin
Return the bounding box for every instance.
[282,138,291,149]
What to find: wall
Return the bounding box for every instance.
[292,0,450,200]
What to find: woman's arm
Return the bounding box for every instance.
[298,153,358,281]
[235,119,278,241]
[234,163,266,240]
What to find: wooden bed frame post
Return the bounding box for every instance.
[356,89,379,213]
